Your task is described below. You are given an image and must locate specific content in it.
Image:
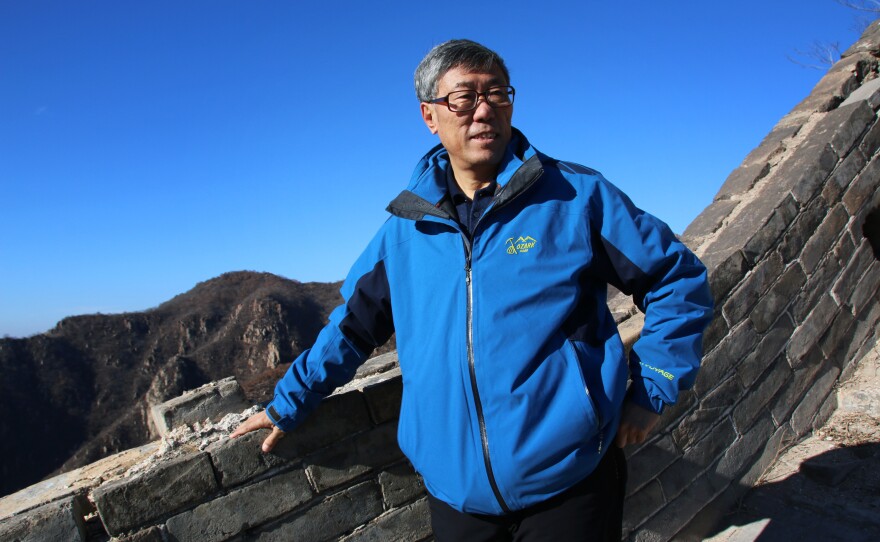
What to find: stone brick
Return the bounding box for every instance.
[733,355,791,433]
[778,197,828,263]
[658,389,697,431]
[843,152,880,215]
[791,254,838,323]
[116,526,165,541]
[679,419,736,481]
[693,321,757,398]
[627,434,679,495]
[622,480,665,534]
[770,351,825,426]
[824,148,867,204]
[811,100,875,157]
[701,308,728,354]
[791,65,857,113]
[737,315,794,388]
[207,429,278,488]
[858,115,880,156]
[306,422,402,493]
[840,70,880,107]
[787,294,839,366]
[790,366,841,437]
[702,248,750,304]
[799,203,850,274]
[165,469,312,542]
[271,390,373,462]
[832,242,874,309]
[714,163,771,201]
[253,481,384,542]
[0,496,88,542]
[674,377,739,450]
[151,377,250,437]
[633,474,721,542]
[378,463,426,509]
[786,142,840,206]
[362,374,403,425]
[92,452,219,536]
[714,414,775,483]
[341,498,431,542]
[845,293,880,363]
[815,385,839,430]
[818,309,855,364]
[722,252,783,325]
[743,196,799,265]
[848,261,880,316]
[749,263,806,333]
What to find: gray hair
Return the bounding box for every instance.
[414,39,510,102]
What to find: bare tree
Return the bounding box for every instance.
[787,40,843,70]
[835,0,880,13]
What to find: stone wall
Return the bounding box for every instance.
[3,22,880,542]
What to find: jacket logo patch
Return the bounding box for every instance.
[506,236,538,254]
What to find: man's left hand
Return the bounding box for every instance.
[614,401,661,448]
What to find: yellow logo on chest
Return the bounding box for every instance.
[506,236,538,254]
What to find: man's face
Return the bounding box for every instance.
[420,66,513,181]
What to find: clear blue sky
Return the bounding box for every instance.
[0,1,868,337]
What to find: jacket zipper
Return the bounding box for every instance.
[463,239,511,514]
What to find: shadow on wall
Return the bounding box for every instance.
[701,442,880,541]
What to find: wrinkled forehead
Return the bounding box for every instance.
[436,66,508,93]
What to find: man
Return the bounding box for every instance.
[232,39,713,541]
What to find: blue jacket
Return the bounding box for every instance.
[267,129,714,515]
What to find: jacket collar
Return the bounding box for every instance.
[387,128,543,220]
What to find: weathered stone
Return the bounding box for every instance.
[92,452,218,536]
[791,366,840,437]
[799,203,850,274]
[271,390,373,462]
[207,429,277,488]
[743,196,799,265]
[778,197,828,263]
[843,153,880,215]
[673,376,739,451]
[682,199,739,243]
[787,294,839,366]
[633,475,720,542]
[715,414,775,483]
[840,70,880,107]
[771,350,825,426]
[722,252,784,325]
[306,421,402,492]
[818,309,855,364]
[165,469,312,542]
[733,355,791,433]
[693,321,758,398]
[701,308,728,354]
[824,148,867,204]
[789,57,859,114]
[835,240,876,310]
[849,261,880,317]
[778,140,839,206]
[737,315,794,388]
[254,481,384,542]
[0,497,88,542]
[353,352,398,380]
[791,254,838,323]
[658,389,697,431]
[341,498,431,542]
[841,22,880,57]
[151,377,250,437]
[812,101,875,157]
[749,263,805,333]
[703,249,750,303]
[116,526,165,541]
[627,434,680,495]
[378,463,426,509]
[362,374,403,425]
[714,163,771,201]
[622,480,665,533]
[859,116,880,156]
[682,419,736,474]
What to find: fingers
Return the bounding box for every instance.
[230,411,274,439]
[262,427,285,453]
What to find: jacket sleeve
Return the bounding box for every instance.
[588,175,714,414]
[265,230,394,432]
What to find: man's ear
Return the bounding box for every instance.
[420,102,438,134]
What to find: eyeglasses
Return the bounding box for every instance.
[429,86,515,112]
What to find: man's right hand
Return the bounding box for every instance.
[230,410,286,453]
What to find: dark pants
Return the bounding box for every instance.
[428,447,627,542]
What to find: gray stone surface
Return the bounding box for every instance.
[810,101,875,157]
[93,452,219,536]
[825,147,867,204]
[208,429,278,488]
[714,415,775,484]
[151,376,251,437]
[749,263,805,333]
[682,199,739,242]
[777,196,827,263]
[361,373,403,425]
[253,481,384,542]
[377,463,426,508]
[786,294,839,365]
[165,468,312,542]
[306,421,402,492]
[622,480,665,536]
[844,152,880,215]
[798,203,849,274]
[839,74,880,107]
[721,252,783,325]
[693,322,758,398]
[737,316,794,388]
[790,366,840,437]
[732,356,790,433]
[0,496,88,542]
[341,498,431,542]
